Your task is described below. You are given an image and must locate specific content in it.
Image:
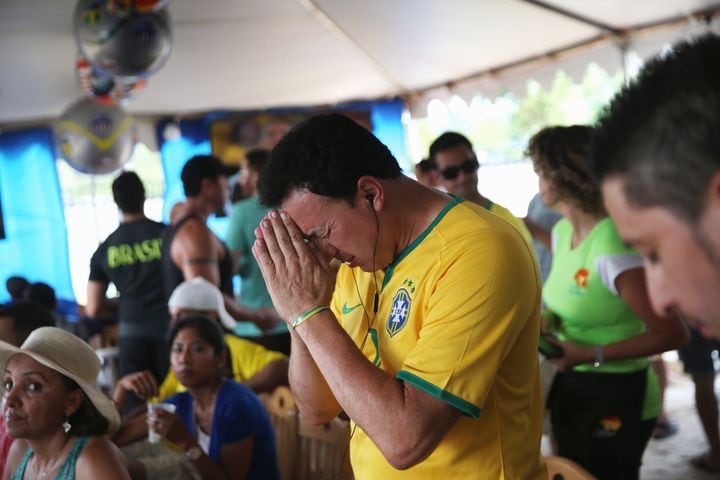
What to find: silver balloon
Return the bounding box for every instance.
[54,98,136,174]
[107,0,173,15]
[74,0,172,77]
[76,54,148,105]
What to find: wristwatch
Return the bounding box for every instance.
[593,345,604,368]
[185,445,203,461]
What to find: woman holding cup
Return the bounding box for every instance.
[113,315,279,480]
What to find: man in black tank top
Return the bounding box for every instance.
[162,155,280,331]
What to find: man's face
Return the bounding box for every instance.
[209,176,229,211]
[603,177,720,338]
[434,145,478,199]
[414,167,440,188]
[282,190,387,272]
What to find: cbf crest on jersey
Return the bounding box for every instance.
[387,287,411,337]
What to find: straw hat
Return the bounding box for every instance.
[168,276,237,330]
[0,327,121,434]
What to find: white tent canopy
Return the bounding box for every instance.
[1,0,719,124]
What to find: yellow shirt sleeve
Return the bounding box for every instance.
[225,334,287,382]
[155,371,185,402]
[489,202,534,246]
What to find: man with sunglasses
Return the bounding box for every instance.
[430,132,532,245]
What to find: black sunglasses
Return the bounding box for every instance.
[440,158,479,180]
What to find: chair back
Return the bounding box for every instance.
[544,455,596,480]
[297,415,353,480]
[260,386,299,480]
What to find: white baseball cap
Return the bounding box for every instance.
[167,277,237,330]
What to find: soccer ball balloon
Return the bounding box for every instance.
[106,0,172,15]
[76,54,148,105]
[54,98,136,174]
[74,0,172,77]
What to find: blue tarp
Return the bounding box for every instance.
[157,99,408,237]
[0,128,74,303]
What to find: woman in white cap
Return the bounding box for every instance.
[1,327,129,480]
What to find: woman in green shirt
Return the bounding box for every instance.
[528,125,689,480]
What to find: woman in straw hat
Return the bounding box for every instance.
[0,327,129,479]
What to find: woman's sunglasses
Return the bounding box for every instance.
[440,158,479,180]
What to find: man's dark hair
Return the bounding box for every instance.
[415,158,437,174]
[428,132,474,163]
[0,301,56,345]
[23,282,56,310]
[259,113,402,207]
[181,154,237,197]
[111,171,145,214]
[245,148,270,174]
[591,34,720,225]
[6,276,29,301]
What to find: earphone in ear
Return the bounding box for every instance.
[366,194,374,204]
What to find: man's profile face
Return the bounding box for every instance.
[414,167,440,188]
[434,145,478,199]
[210,176,229,210]
[603,177,720,338]
[282,189,388,272]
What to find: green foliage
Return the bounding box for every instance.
[411,64,624,165]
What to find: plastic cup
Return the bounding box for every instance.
[147,402,177,443]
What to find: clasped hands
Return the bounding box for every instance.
[252,210,337,327]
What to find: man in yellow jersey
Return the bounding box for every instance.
[429,132,533,245]
[252,113,546,479]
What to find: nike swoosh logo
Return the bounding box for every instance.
[341,302,363,314]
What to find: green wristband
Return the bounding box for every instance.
[292,305,330,329]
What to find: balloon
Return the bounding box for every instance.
[76,54,148,105]
[54,98,136,175]
[74,0,172,77]
[106,0,172,14]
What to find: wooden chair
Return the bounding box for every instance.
[261,386,299,480]
[297,415,353,480]
[544,455,596,480]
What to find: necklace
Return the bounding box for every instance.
[35,435,71,479]
[192,380,222,436]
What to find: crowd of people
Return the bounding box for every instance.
[1,33,719,479]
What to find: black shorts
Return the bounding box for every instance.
[548,368,656,480]
[678,327,720,376]
[118,336,170,413]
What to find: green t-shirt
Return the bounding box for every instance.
[226,196,287,336]
[544,218,647,372]
[543,217,659,419]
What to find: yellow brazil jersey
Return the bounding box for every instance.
[331,197,546,480]
[154,334,287,400]
[485,198,534,247]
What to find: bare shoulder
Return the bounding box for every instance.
[76,436,130,480]
[2,440,29,480]
[176,214,207,235]
[174,217,214,245]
